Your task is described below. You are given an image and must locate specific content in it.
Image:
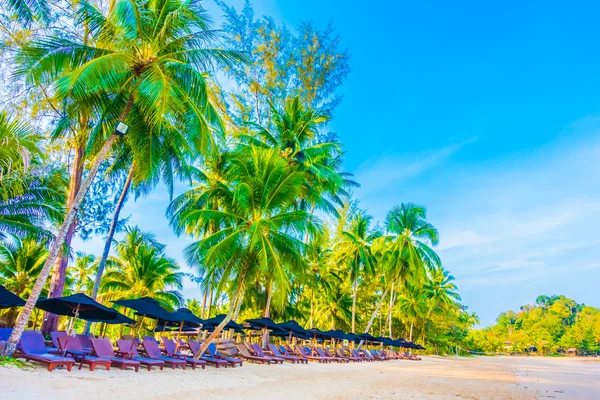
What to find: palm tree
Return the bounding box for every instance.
[100,227,183,310]
[376,203,440,337]
[335,210,380,332]
[170,146,315,355]
[67,252,96,294]
[397,284,428,342]
[424,266,461,318]
[0,113,66,242]
[0,235,48,298]
[0,235,48,326]
[239,96,356,217]
[3,0,242,355]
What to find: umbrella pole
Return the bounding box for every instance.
[176,321,183,341]
[68,304,81,336]
[136,314,146,337]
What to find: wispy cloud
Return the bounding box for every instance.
[353,117,600,325]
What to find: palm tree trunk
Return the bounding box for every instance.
[84,165,134,334]
[309,286,314,328]
[364,287,389,334]
[409,320,414,342]
[351,275,358,333]
[261,281,272,348]
[1,101,133,357]
[196,271,246,358]
[357,286,389,351]
[201,289,208,319]
[387,282,396,338]
[41,142,85,334]
[207,288,213,318]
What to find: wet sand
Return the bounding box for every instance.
[0,355,596,399]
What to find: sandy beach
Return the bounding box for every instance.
[2,356,597,399]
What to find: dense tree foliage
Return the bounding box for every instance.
[466,295,600,355]
[0,0,481,357]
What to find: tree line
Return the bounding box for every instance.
[0,0,477,356]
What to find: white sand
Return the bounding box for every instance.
[1,356,597,399]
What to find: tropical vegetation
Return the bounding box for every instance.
[466,295,600,355]
[0,0,479,357]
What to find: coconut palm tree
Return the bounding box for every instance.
[397,284,428,341]
[335,211,381,332]
[0,235,48,298]
[424,266,461,317]
[375,203,440,337]
[67,252,96,294]
[0,113,66,242]
[2,0,242,356]
[170,146,315,355]
[99,227,183,310]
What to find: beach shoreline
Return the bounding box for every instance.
[6,355,596,399]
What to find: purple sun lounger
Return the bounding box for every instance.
[117,340,165,371]
[161,337,206,370]
[187,340,228,368]
[142,339,186,370]
[18,331,75,372]
[90,338,140,372]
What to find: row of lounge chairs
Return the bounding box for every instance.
[4,328,419,372]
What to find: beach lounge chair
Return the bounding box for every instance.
[335,348,360,362]
[18,331,75,372]
[90,338,140,372]
[208,343,243,367]
[251,343,283,364]
[116,340,165,371]
[283,344,302,357]
[268,344,306,364]
[161,337,206,370]
[351,349,373,362]
[50,331,66,349]
[187,340,228,368]
[0,328,12,341]
[296,346,330,363]
[317,346,347,363]
[75,334,94,352]
[142,339,186,370]
[236,343,271,364]
[58,336,111,371]
[313,347,336,362]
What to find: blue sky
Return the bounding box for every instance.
[75,0,600,326]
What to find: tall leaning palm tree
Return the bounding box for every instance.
[170,147,315,356]
[2,0,242,356]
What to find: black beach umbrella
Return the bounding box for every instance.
[36,293,131,333]
[277,320,310,339]
[85,312,136,325]
[0,285,25,308]
[308,328,337,342]
[157,308,203,327]
[245,317,286,332]
[203,314,244,331]
[158,308,204,338]
[375,336,396,346]
[358,333,381,343]
[112,297,173,321]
